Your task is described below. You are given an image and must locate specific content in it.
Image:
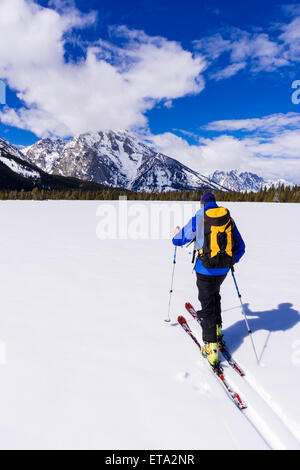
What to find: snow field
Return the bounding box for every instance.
[0,201,299,449]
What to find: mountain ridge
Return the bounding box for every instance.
[23,130,229,193]
[0,137,117,192]
[208,169,294,193]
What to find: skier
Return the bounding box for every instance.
[172,192,245,367]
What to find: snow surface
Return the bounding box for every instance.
[0,201,299,450]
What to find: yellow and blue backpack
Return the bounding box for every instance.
[199,207,235,269]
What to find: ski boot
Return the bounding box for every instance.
[201,342,219,367]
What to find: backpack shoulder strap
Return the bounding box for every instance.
[196,212,205,250]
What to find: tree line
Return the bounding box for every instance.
[0,184,298,202]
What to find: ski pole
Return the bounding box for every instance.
[165,246,177,323]
[191,239,197,265]
[231,267,259,364]
[186,237,195,249]
[184,237,197,270]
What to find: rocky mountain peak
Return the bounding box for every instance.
[23,130,227,193]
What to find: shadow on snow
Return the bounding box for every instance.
[223,302,300,359]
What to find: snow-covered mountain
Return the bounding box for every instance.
[0,137,43,189]
[23,130,228,193]
[0,137,110,191]
[208,170,294,193]
[0,137,33,165]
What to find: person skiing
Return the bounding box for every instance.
[172,191,245,367]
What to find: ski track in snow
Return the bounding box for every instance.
[228,360,300,449]
[240,366,300,449]
[185,316,300,450]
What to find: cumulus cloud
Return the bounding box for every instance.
[150,131,252,175]
[0,0,206,137]
[150,114,300,184]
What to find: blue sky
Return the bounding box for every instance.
[0,0,300,181]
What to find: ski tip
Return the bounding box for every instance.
[177,315,186,325]
[234,393,247,410]
[185,302,192,309]
[233,364,245,376]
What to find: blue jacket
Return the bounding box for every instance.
[172,201,245,275]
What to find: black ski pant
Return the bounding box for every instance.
[196,272,227,343]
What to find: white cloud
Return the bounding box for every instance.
[279,15,300,62]
[204,112,300,133]
[150,131,252,175]
[0,0,206,138]
[193,33,231,60]
[194,9,300,81]
[246,129,300,159]
[211,61,247,81]
[150,115,300,184]
[228,32,286,72]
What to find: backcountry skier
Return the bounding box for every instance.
[172,192,245,367]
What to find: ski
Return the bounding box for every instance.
[185,302,245,377]
[177,315,247,411]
